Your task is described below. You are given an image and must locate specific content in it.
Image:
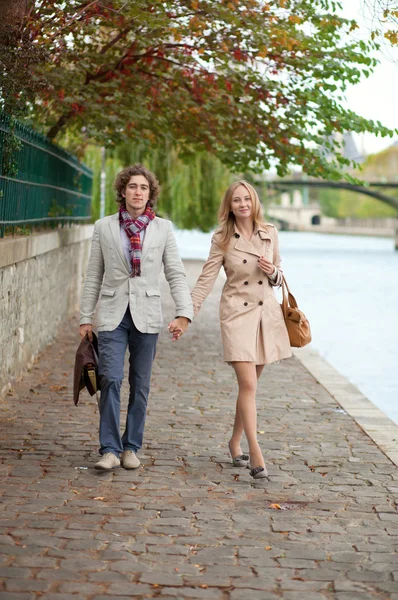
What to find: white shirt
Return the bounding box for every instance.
[120,226,145,272]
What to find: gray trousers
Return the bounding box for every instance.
[98,307,158,456]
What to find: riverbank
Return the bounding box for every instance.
[1,260,398,600]
[285,224,396,239]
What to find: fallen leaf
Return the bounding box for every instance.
[265,545,272,550]
[50,385,67,392]
[93,496,105,501]
[269,503,282,510]
[72,490,80,495]
[200,584,208,588]
[174,568,179,572]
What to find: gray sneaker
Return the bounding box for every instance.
[121,450,140,470]
[94,452,120,470]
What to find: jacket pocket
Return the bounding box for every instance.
[145,289,162,327]
[101,288,115,297]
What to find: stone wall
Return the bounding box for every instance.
[0,226,94,397]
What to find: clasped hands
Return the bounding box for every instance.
[79,319,189,343]
[168,316,190,341]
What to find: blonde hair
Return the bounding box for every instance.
[217,180,265,249]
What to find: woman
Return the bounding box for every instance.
[169,180,291,479]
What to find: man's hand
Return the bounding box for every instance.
[258,256,276,277]
[79,324,93,341]
[168,317,190,341]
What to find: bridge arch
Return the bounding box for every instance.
[267,180,398,211]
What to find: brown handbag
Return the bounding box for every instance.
[281,276,312,348]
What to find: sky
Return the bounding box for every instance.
[339,0,398,155]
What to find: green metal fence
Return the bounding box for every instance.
[0,112,93,238]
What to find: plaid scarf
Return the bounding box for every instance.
[119,204,156,277]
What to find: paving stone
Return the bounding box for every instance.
[37,568,85,581]
[103,582,154,596]
[346,570,391,582]
[0,566,32,578]
[0,594,35,600]
[88,571,133,583]
[40,595,87,600]
[5,580,52,593]
[92,597,145,600]
[281,593,328,600]
[58,583,106,595]
[59,558,107,572]
[334,594,382,600]
[160,587,223,598]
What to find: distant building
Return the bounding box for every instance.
[343,132,364,163]
[320,131,364,164]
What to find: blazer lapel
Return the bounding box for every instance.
[109,214,130,272]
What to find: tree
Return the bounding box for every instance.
[362,1,398,47]
[0,0,46,115]
[84,141,232,229]
[4,0,396,178]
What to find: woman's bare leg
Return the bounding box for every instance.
[230,362,265,469]
[230,364,265,456]
[256,364,265,380]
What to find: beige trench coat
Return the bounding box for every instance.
[191,223,292,364]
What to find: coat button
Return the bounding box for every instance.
[234,233,240,238]
[244,302,248,306]
[258,281,263,285]
[243,259,247,264]
[259,301,263,306]
[244,281,248,285]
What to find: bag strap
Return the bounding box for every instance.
[281,275,298,315]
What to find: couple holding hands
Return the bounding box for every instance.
[79,164,291,479]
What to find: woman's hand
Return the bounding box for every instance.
[258,256,276,277]
[168,317,190,341]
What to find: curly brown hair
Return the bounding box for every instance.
[114,164,161,208]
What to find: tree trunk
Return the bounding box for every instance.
[47,109,75,140]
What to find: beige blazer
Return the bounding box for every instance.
[80,214,193,333]
[191,223,292,364]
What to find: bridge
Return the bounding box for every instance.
[262,177,398,249]
[267,179,398,210]
[263,177,398,227]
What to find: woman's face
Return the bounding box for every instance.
[230,185,252,220]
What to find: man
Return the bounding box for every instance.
[79,164,192,470]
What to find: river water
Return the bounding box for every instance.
[174,228,398,424]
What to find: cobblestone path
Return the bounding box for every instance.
[0,261,397,600]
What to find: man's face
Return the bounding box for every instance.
[123,175,150,214]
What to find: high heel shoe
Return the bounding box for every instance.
[228,442,249,468]
[249,465,269,479]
